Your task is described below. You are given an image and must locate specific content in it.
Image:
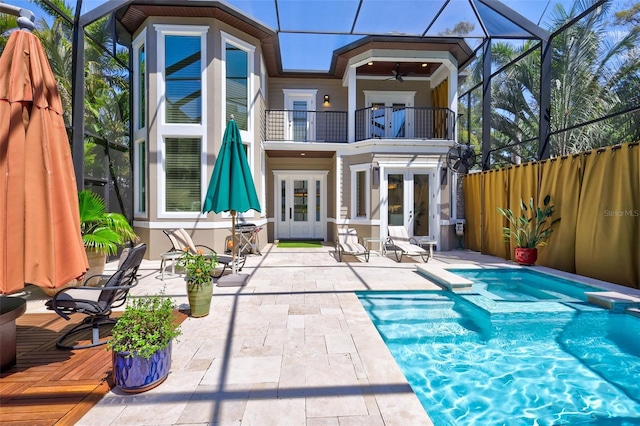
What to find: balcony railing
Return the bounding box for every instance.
[355,106,455,141]
[265,110,348,143]
[265,107,455,143]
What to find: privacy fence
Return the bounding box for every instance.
[463,142,639,289]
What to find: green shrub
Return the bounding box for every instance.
[107,291,182,359]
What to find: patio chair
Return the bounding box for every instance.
[336,228,370,262]
[163,228,244,278]
[46,243,147,349]
[386,226,431,263]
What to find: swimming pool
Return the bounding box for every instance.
[357,270,640,425]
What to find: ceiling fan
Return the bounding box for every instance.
[390,63,407,82]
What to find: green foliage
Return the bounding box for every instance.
[497,195,560,249]
[107,291,182,359]
[79,190,137,255]
[176,249,218,288]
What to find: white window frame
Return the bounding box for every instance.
[155,25,208,219]
[350,164,370,221]
[132,30,147,218]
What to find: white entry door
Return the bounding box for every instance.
[283,89,317,141]
[275,171,327,240]
[385,169,435,238]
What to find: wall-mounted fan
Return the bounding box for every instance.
[446,144,476,174]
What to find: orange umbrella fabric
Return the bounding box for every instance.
[0,30,88,295]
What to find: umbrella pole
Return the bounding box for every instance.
[231,210,236,274]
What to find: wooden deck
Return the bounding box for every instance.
[0,311,186,425]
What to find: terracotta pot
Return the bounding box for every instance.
[514,247,537,266]
[112,342,172,393]
[186,280,213,317]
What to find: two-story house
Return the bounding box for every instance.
[116,1,473,258]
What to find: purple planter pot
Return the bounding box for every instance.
[112,341,172,393]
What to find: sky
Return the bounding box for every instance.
[2,0,629,71]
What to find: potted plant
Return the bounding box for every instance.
[176,248,218,317]
[497,195,560,265]
[79,190,138,282]
[107,291,182,393]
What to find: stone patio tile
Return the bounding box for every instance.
[177,383,249,425]
[241,396,306,426]
[304,314,342,335]
[201,355,282,385]
[264,326,305,346]
[287,314,305,328]
[325,333,356,354]
[306,417,339,426]
[306,394,368,418]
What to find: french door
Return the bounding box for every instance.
[365,91,414,139]
[274,171,326,240]
[385,169,434,238]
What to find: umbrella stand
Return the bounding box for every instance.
[217,210,249,287]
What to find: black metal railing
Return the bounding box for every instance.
[355,106,455,141]
[265,107,455,143]
[265,110,348,143]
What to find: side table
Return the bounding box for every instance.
[160,251,182,281]
[363,237,388,256]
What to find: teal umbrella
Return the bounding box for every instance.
[203,118,261,274]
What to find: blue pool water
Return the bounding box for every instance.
[357,269,640,425]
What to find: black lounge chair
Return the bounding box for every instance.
[46,243,147,349]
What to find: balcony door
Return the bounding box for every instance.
[364,91,415,139]
[283,89,317,141]
[274,171,327,240]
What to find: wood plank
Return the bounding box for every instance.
[0,311,186,425]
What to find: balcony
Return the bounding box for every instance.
[264,107,455,143]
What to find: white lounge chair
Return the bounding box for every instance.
[386,226,431,262]
[336,228,370,262]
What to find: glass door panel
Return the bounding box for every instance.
[370,102,386,138]
[412,174,430,236]
[388,173,404,226]
[391,103,406,137]
[293,180,308,221]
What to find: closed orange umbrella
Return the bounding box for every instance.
[0,29,88,295]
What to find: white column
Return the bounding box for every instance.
[347,67,356,143]
[448,64,458,142]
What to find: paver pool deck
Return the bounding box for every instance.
[21,244,636,425]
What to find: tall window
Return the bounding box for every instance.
[226,43,248,130]
[222,32,254,134]
[133,30,147,216]
[351,165,370,220]
[165,138,201,212]
[155,25,207,217]
[165,35,201,124]
[136,140,146,214]
[137,44,145,129]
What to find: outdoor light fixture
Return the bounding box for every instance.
[368,61,373,66]
[422,63,428,67]
[324,94,330,103]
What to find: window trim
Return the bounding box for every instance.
[350,164,370,220]
[132,29,146,134]
[155,24,208,218]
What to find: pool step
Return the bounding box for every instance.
[585,291,640,313]
[376,320,475,341]
[368,304,459,322]
[415,265,474,292]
